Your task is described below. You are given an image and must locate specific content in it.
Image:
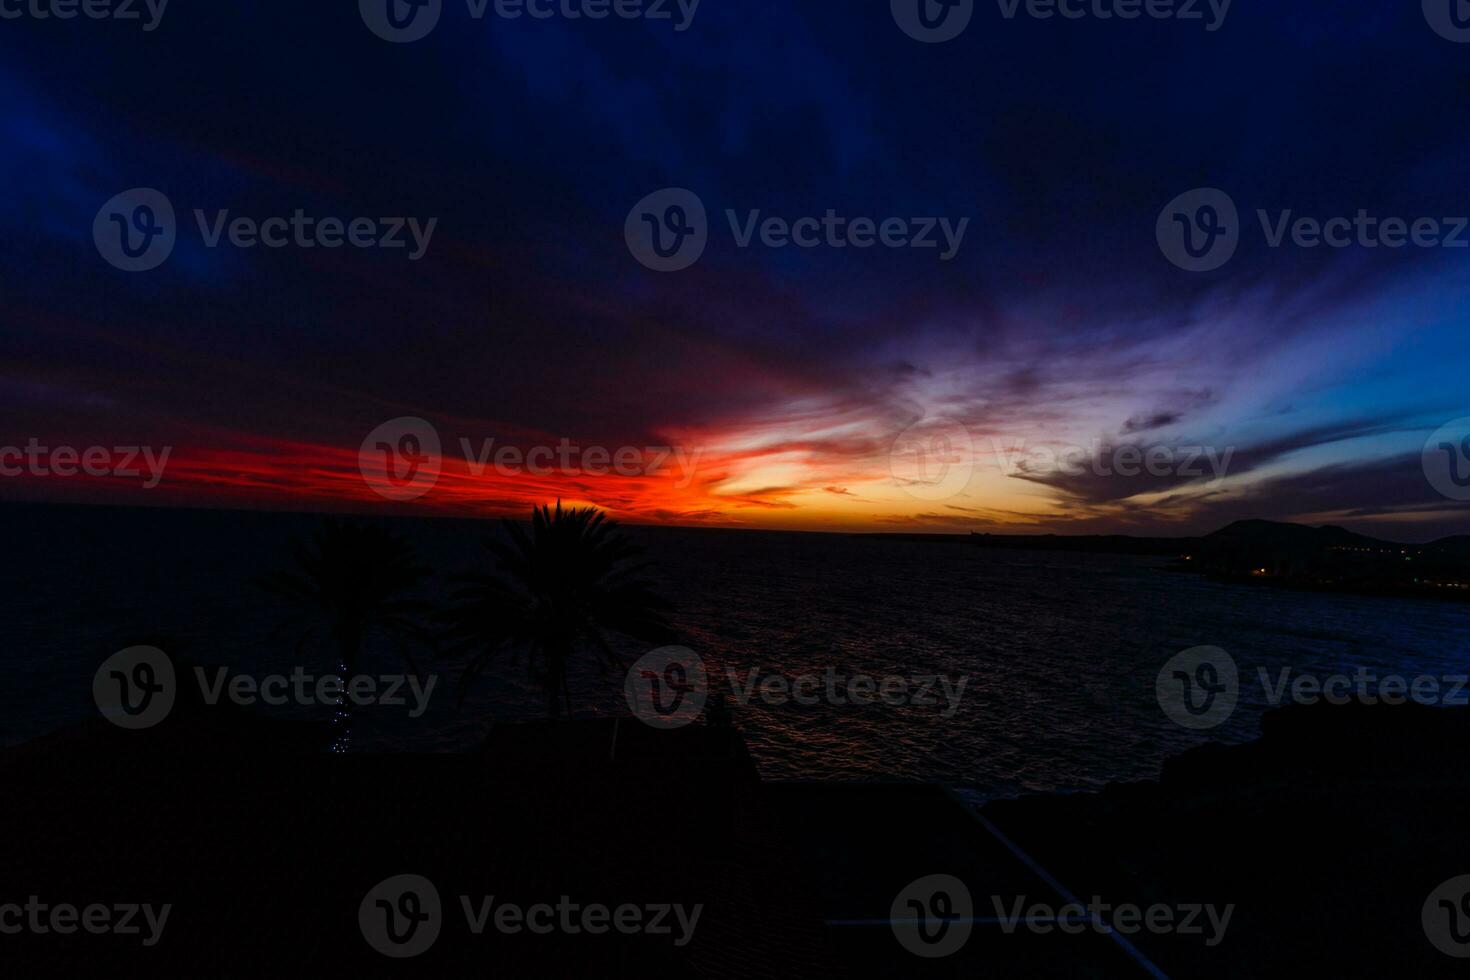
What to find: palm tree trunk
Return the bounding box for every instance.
[332,628,361,753]
[545,643,572,720]
[562,661,573,719]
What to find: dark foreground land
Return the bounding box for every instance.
[3,700,1469,977]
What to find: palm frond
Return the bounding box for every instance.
[440,502,675,718]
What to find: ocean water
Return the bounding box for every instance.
[5,503,1469,801]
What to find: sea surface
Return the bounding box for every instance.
[5,503,1469,802]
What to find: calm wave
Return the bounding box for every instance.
[5,504,1468,802]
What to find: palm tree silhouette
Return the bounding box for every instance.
[443,502,673,719]
[257,521,433,753]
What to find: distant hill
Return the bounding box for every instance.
[964,520,1470,600]
[1203,519,1385,549]
[1429,535,1470,555]
[1192,520,1469,599]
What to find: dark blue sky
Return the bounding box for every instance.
[2,0,1468,537]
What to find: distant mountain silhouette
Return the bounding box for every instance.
[963,519,1468,552]
[961,519,1470,600]
[1428,534,1470,555]
[1203,519,1381,548]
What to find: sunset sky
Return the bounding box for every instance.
[3,1,1468,539]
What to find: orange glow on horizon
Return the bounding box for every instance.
[0,429,1048,532]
